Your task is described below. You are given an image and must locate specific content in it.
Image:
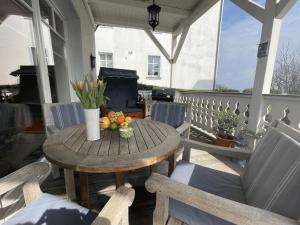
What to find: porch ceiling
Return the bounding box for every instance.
[88,0,218,35]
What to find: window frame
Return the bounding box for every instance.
[147,55,161,77]
[99,52,113,68]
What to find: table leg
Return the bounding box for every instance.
[115,172,125,188]
[79,172,89,208]
[64,169,76,201]
[168,154,176,177]
[150,164,157,176]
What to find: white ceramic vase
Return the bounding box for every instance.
[84,108,100,141]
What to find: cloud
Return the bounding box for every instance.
[217,0,300,91]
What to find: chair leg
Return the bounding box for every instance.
[168,154,176,177]
[64,169,76,201]
[51,164,61,178]
[119,208,129,225]
[153,194,169,225]
[182,147,191,162]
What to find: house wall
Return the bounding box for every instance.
[173,1,222,90]
[95,27,172,87]
[53,0,96,101]
[95,1,222,90]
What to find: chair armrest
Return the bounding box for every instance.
[46,125,60,135]
[0,162,50,196]
[176,122,190,135]
[92,186,135,225]
[146,174,299,225]
[181,138,252,160]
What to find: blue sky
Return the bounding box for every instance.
[216,0,300,91]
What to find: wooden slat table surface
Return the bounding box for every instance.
[43,119,180,173]
[43,119,180,207]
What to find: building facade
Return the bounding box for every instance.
[95,1,222,90]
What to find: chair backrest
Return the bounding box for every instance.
[242,122,300,220]
[43,102,85,130]
[151,102,188,128]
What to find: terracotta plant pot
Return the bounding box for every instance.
[214,134,235,148]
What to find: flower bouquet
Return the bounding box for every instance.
[71,76,108,141]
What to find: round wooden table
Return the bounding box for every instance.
[43,119,180,206]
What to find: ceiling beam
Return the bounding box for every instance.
[94,16,173,33]
[82,0,96,29]
[230,0,265,23]
[172,25,190,64]
[89,0,190,18]
[173,0,220,36]
[144,29,172,64]
[276,0,297,19]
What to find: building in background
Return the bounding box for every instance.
[95,1,221,90]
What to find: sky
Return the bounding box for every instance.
[216,0,300,91]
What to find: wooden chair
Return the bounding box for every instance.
[0,162,134,225]
[42,102,85,200]
[147,101,191,174]
[146,121,300,225]
[146,101,191,137]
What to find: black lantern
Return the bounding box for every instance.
[147,0,161,31]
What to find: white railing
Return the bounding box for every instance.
[174,90,300,136]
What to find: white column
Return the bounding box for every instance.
[32,0,52,103]
[170,35,177,88]
[248,0,282,132]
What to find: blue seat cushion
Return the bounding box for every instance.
[51,102,85,129]
[169,160,246,225]
[3,194,97,225]
[151,102,185,128]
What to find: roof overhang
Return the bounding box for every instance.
[87,0,220,36]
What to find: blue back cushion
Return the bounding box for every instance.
[151,102,186,128]
[51,103,85,129]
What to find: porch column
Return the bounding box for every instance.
[170,35,177,88]
[248,0,282,132]
[32,0,52,103]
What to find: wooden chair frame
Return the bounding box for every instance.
[0,162,134,225]
[42,103,78,200]
[145,121,300,225]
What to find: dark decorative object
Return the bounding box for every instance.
[257,42,269,58]
[147,0,161,31]
[90,54,96,69]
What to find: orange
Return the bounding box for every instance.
[125,116,132,124]
[116,115,126,125]
[107,111,115,119]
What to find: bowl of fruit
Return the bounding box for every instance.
[100,111,134,138]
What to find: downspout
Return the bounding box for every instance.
[212,0,224,90]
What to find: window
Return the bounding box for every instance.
[39,0,53,27]
[148,55,160,76]
[54,12,64,36]
[99,52,113,68]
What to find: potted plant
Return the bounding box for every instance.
[213,110,240,148]
[71,77,108,141]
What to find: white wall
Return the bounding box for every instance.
[54,0,96,101]
[95,27,172,87]
[173,1,222,90]
[95,1,222,90]
[71,0,96,79]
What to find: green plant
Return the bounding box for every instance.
[213,110,240,138]
[71,76,109,109]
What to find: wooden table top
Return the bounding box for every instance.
[43,119,180,173]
